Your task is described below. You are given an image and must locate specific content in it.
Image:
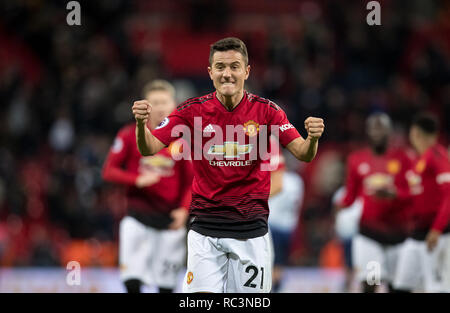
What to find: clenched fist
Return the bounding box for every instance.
[132,100,152,124]
[304,117,325,140]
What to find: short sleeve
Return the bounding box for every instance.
[102,126,138,186]
[110,127,130,157]
[151,109,191,147]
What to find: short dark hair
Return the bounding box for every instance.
[209,37,248,65]
[411,112,439,135]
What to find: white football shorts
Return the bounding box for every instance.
[182,229,273,293]
[119,216,186,289]
[393,234,450,292]
[352,234,402,284]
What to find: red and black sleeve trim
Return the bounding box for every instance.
[248,93,280,111]
[177,100,201,111]
[177,93,214,111]
[269,103,280,111]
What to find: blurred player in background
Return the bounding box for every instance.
[332,186,363,292]
[393,113,450,293]
[102,80,194,293]
[445,145,450,292]
[132,37,325,293]
[335,112,413,293]
[267,140,304,293]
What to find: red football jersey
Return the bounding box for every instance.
[102,123,193,229]
[151,91,301,238]
[340,147,413,244]
[406,144,450,239]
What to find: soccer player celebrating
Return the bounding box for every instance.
[393,113,450,292]
[103,80,193,293]
[335,113,413,293]
[132,37,324,293]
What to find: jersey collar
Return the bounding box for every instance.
[214,90,247,113]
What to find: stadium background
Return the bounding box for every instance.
[0,0,449,292]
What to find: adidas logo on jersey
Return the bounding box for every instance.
[203,124,215,133]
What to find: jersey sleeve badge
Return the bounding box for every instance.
[155,117,169,129]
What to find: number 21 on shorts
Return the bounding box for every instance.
[244,265,265,289]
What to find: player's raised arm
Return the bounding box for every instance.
[286,117,324,162]
[132,100,166,156]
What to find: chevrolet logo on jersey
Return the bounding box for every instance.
[208,142,253,159]
[140,155,175,176]
[141,155,174,168]
[363,173,393,194]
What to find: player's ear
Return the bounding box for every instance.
[208,66,213,80]
[244,64,250,80]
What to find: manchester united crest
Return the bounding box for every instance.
[415,159,426,173]
[243,120,259,137]
[387,160,400,174]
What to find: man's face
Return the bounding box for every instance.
[366,117,390,148]
[145,90,175,128]
[409,126,421,151]
[208,50,250,97]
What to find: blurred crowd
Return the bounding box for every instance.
[0,0,449,267]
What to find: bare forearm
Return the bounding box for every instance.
[291,137,319,162]
[300,137,319,162]
[286,116,323,162]
[136,121,155,156]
